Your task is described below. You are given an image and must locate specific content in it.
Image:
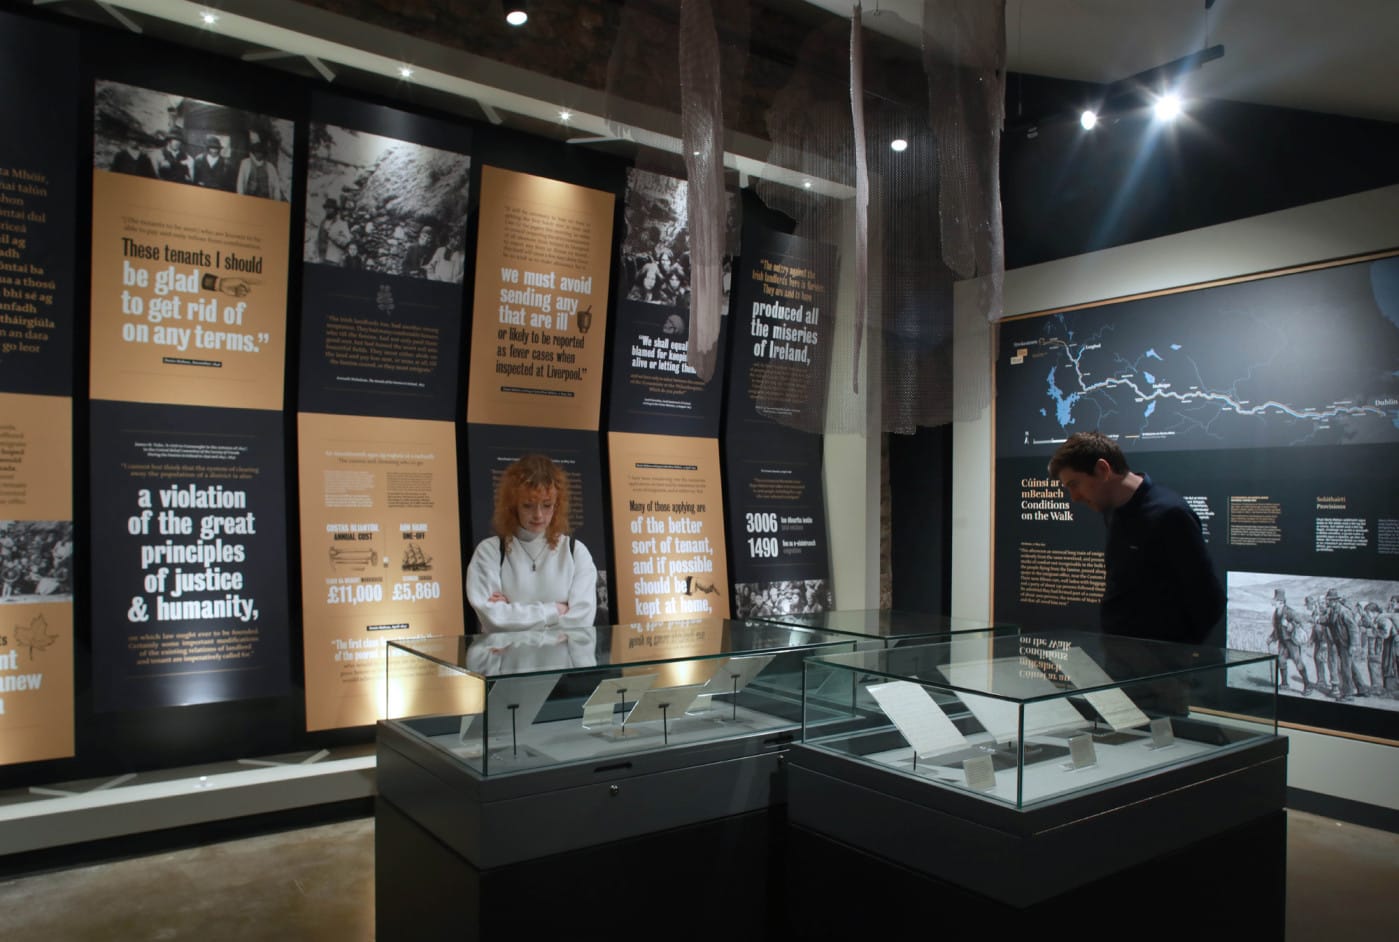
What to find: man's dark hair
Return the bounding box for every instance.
[1048,431,1128,476]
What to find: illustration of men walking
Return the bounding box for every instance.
[1269,589,1311,693]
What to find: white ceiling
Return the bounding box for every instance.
[816,0,1399,123]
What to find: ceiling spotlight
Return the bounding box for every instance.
[199,10,218,26]
[802,179,813,190]
[398,66,414,79]
[558,109,573,123]
[1153,93,1183,121]
[1079,110,1098,130]
[890,138,908,152]
[505,3,528,26]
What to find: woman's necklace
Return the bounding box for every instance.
[516,534,546,571]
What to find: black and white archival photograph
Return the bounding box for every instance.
[0,521,74,603]
[94,80,293,201]
[620,168,738,317]
[1228,571,1399,709]
[733,578,832,619]
[303,123,470,282]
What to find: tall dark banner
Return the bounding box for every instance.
[608,169,735,437]
[995,255,1399,740]
[0,11,76,396]
[0,12,78,766]
[298,94,471,420]
[90,401,290,711]
[464,424,609,625]
[723,226,835,617]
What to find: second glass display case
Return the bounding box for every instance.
[799,628,1279,809]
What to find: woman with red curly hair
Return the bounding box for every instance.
[466,454,597,637]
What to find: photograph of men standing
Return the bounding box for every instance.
[153,131,190,183]
[193,135,234,191]
[1049,431,1225,644]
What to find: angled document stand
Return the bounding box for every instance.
[623,684,706,744]
[459,672,560,756]
[581,673,658,733]
[689,654,776,720]
[866,680,969,767]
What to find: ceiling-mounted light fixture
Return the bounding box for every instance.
[199,10,219,27]
[1153,93,1184,121]
[890,138,908,152]
[1079,110,1098,130]
[398,66,414,79]
[505,3,529,27]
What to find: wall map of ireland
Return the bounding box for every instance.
[998,257,1399,457]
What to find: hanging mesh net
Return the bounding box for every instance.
[602,0,1005,433]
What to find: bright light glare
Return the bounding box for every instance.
[1154,93,1183,121]
[506,10,528,26]
[398,66,414,79]
[558,110,573,122]
[802,179,813,189]
[200,11,218,26]
[890,138,908,152]
[1079,110,1098,130]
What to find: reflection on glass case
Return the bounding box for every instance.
[384,618,861,777]
[755,609,1014,647]
[800,628,1278,809]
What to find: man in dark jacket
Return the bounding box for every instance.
[1049,431,1225,644]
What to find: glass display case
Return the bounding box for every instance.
[383,618,860,777]
[786,628,1286,909]
[376,618,875,871]
[798,628,1278,810]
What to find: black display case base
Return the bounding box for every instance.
[376,796,785,941]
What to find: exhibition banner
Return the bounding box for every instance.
[466,165,614,430]
[0,392,74,764]
[298,95,471,419]
[608,168,736,437]
[994,254,1399,740]
[298,412,464,731]
[89,80,292,411]
[463,423,609,626]
[724,226,837,436]
[722,224,835,617]
[90,401,290,711]
[608,432,730,623]
[723,432,832,618]
[0,11,78,398]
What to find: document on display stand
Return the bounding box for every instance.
[459,673,560,744]
[866,681,968,761]
[1061,647,1151,731]
[623,685,706,742]
[582,673,658,729]
[689,654,776,714]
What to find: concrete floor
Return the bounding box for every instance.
[0,809,1393,940]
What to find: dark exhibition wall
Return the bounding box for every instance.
[0,3,838,790]
[891,74,1399,620]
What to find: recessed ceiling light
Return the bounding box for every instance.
[802,179,813,190]
[1079,110,1098,130]
[558,109,573,122]
[890,138,908,152]
[1154,93,1183,121]
[200,11,218,26]
[398,66,414,79]
[506,10,529,27]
